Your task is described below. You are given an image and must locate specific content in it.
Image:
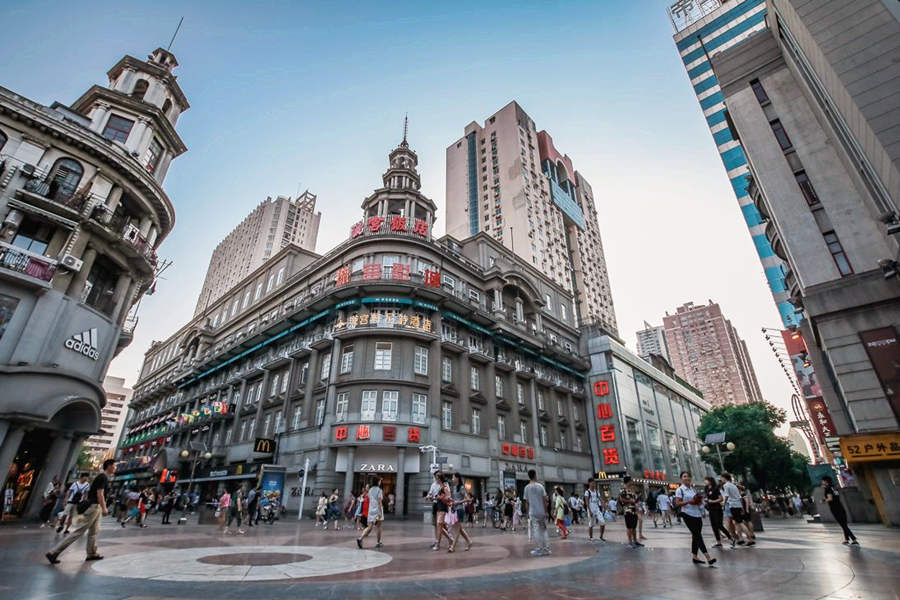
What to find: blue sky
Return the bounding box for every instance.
[1,0,796,414]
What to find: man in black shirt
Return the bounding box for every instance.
[47,459,116,564]
[821,476,858,545]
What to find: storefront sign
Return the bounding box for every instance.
[209,469,228,478]
[859,327,900,419]
[408,427,420,442]
[254,437,276,454]
[781,330,822,399]
[643,470,666,481]
[334,312,433,333]
[356,425,370,440]
[359,463,396,472]
[840,433,900,463]
[501,443,535,459]
[64,327,100,360]
[335,426,348,441]
[594,378,621,467]
[805,397,836,446]
[593,381,609,396]
[383,426,396,441]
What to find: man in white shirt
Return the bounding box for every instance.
[357,476,384,549]
[583,478,606,541]
[719,472,754,546]
[523,469,550,556]
[657,491,672,528]
[57,473,90,534]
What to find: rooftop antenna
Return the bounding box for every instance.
[402,113,408,146]
[166,16,184,52]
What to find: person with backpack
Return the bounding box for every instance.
[46,459,116,565]
[553,486,569,539]
[584,477,606,542]
[618,477,642,548]
[57,473,90,534]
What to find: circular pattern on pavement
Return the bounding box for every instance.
[91,545,392,581]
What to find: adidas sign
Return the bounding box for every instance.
[64,328,100,360]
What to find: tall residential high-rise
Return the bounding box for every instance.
[668,0,799,328]
[0,46,188,518]
[636,321,670,363]
[707,0,900,525]
[194,191,321,314]
[446,101,618,336]
[663,301,763,407]
[83,376,133,462]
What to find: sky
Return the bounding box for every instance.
[0,0,797,418]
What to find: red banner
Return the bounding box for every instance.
[805,396,836,447]
[781,330,822,399]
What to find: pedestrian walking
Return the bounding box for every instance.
[618,476,642,548]
[216,488,231,532]
[428,473,453,550]
[704,477,732,547]
[160,490,176,524]
[57,473,90,534]
[512,495,522,532]
[792,493,803,517]
[738,484,758,544]
[356,476,384,549]
[674,471,716,566]
[647,490,659,528]
[719,473,754,546]
[225,487,245,534]
[524,469,550,556]
[553,486,569,539]
[583,477,606,542]
[821,476,858,545]
[315,492,327,527]
[46,459,116,565]
[657,490,673,528]
[447,473,472,552]
[245,487,259,527]
[327,488,342,530]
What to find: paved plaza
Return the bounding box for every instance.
[1,515,897,600]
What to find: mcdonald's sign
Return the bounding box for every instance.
[254,437,276,454]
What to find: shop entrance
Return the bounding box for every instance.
[2,429,53,520]
[352,472,407,517]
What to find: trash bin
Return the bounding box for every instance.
[750,508,764,532]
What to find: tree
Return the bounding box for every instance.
[696,402,810,493]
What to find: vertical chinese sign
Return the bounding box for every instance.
[593,379,622,471]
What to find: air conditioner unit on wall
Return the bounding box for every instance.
[123,224,141,242]
[59,254,83,272]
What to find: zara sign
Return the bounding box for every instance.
[358,463,396,472]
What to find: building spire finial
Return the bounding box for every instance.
[167,16,184,52]
[402,113,408,147]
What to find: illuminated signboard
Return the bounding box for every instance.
[501,443,535,459]
[334,312,433,333]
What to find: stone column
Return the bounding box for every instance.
[428,313,442,419]
[281,358,296,419]
[230,379,247,432]
[459,351,471,429]
[396,446,406,519]
[24,434,72,518]
[67,247,97,298]
[252,369,271,439]
[343,446,355,502]
[111,273,133,322]
[0,426,25,482]
[303,348,319,423]
[529,378,540,446]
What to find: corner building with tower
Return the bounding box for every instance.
[121,136,594,515]
[0,47,187,519]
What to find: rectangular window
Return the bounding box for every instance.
[320,353,331,380]
[560,303,567,320]
[299,362,308,385]
[495,376,504,398]
[266,273,276,292]
[291,405,302,429]
[239,420,247,442]
[274,410,283,434]
[575,434,583,453]
[441,357,452,382]
[537,390,544,411]
[102,114,134,143]
[794,170,819,205]
[335,392,349,422]
[145,137,163,173]
[254,282,263,300]
[517,383,525,405]
[560,429,567,450]
[374,342,392,370]
[276,266,285,286]
[411,393,427,424]
[243,290,251,309]
[263,413,272,437]
[270,374,280,397]
[626,418,645,472]
[280,371,289,393]
[361,390,377,420]
[382,391,398,421]
[750,78,770,104]
[231,298,239,317]
[315,399,325,426]
[470,367,480,391]
[442,401,453,430]
[823,231,853,276]
[247,417,256,440]
[472,408,481,434]
[498,415,506,439]
[539,424,548,447]
[414,346,429,375]
[770,119,792,151]
[340,346,354,374]
[557,398,564,417]
[225,427,233,445]
[520,420,528,442]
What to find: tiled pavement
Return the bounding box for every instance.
[1,514,897,599]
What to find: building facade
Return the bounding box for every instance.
[119,136,594,515]
[663,301,764,406]
[585,334,714,493]
[669,0,799,328]
[636,321,671,363]
[445,101,618,336]
[708,0,900,525]
[0,47,187,519]
[195,191,321,315]
[83,376,133,463]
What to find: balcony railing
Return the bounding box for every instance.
[22,174,91,214]
[0,242,57,282]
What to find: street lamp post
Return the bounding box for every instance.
[178,446,212,524]
[702,441,736,473]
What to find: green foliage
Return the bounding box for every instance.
[75,448,93,470]
[697,402,810,493]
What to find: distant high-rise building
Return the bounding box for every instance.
[668,0,800,329]
[83,376,133,462]
[446,101,618,336]
[663,301,763,406]
[636,321,670,362]
[195,191,321,314]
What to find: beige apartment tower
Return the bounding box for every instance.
[663,301,763,407]
[446,101,617,336]
[82,376,133,462]
[195,191,321,314]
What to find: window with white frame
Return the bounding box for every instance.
[340,345,354,374]
[441,322,457,341]
[470,367,480,390]
[442,401,453,430]
[255,282,263,300]
[243,290,251,309]
[335,392,349,422]
[266,273,276,293]
[225,427,233,444]
[537,390,545,411]
[382,391,398,421]
[255,382,263,404]
[270,374,280,397]
[441,274,456,290]
[361,390,377,420]
[560,303,567,321]
[520,420,528,442]
[575,434,583,453]
[414,346,428,375]
[544,293,552,312]
[498,415,506,439]
[412,393,427,424]
[263,413,272,436]
[231,298,239,317]
[441,357,452,382]
[374,342,392,370]
[557,398,564,417]
[280,371,289,393]
[300,362,308,385]
[517,383,525,405]
[315,399,325,426]
[292,405,303,429]
[274,410,283,434]
[248,417,256,439]
[495,375,504,397]
[276,266,285,286]
[472,408,481,434]
[320,353,331,380]
[539,424,548,446]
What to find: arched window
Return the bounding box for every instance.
[48,157,84,199]
[132,79,149,101]
[0,129,7,152]
[161,98,172,115]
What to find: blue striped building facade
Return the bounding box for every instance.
[671,0,799,327]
